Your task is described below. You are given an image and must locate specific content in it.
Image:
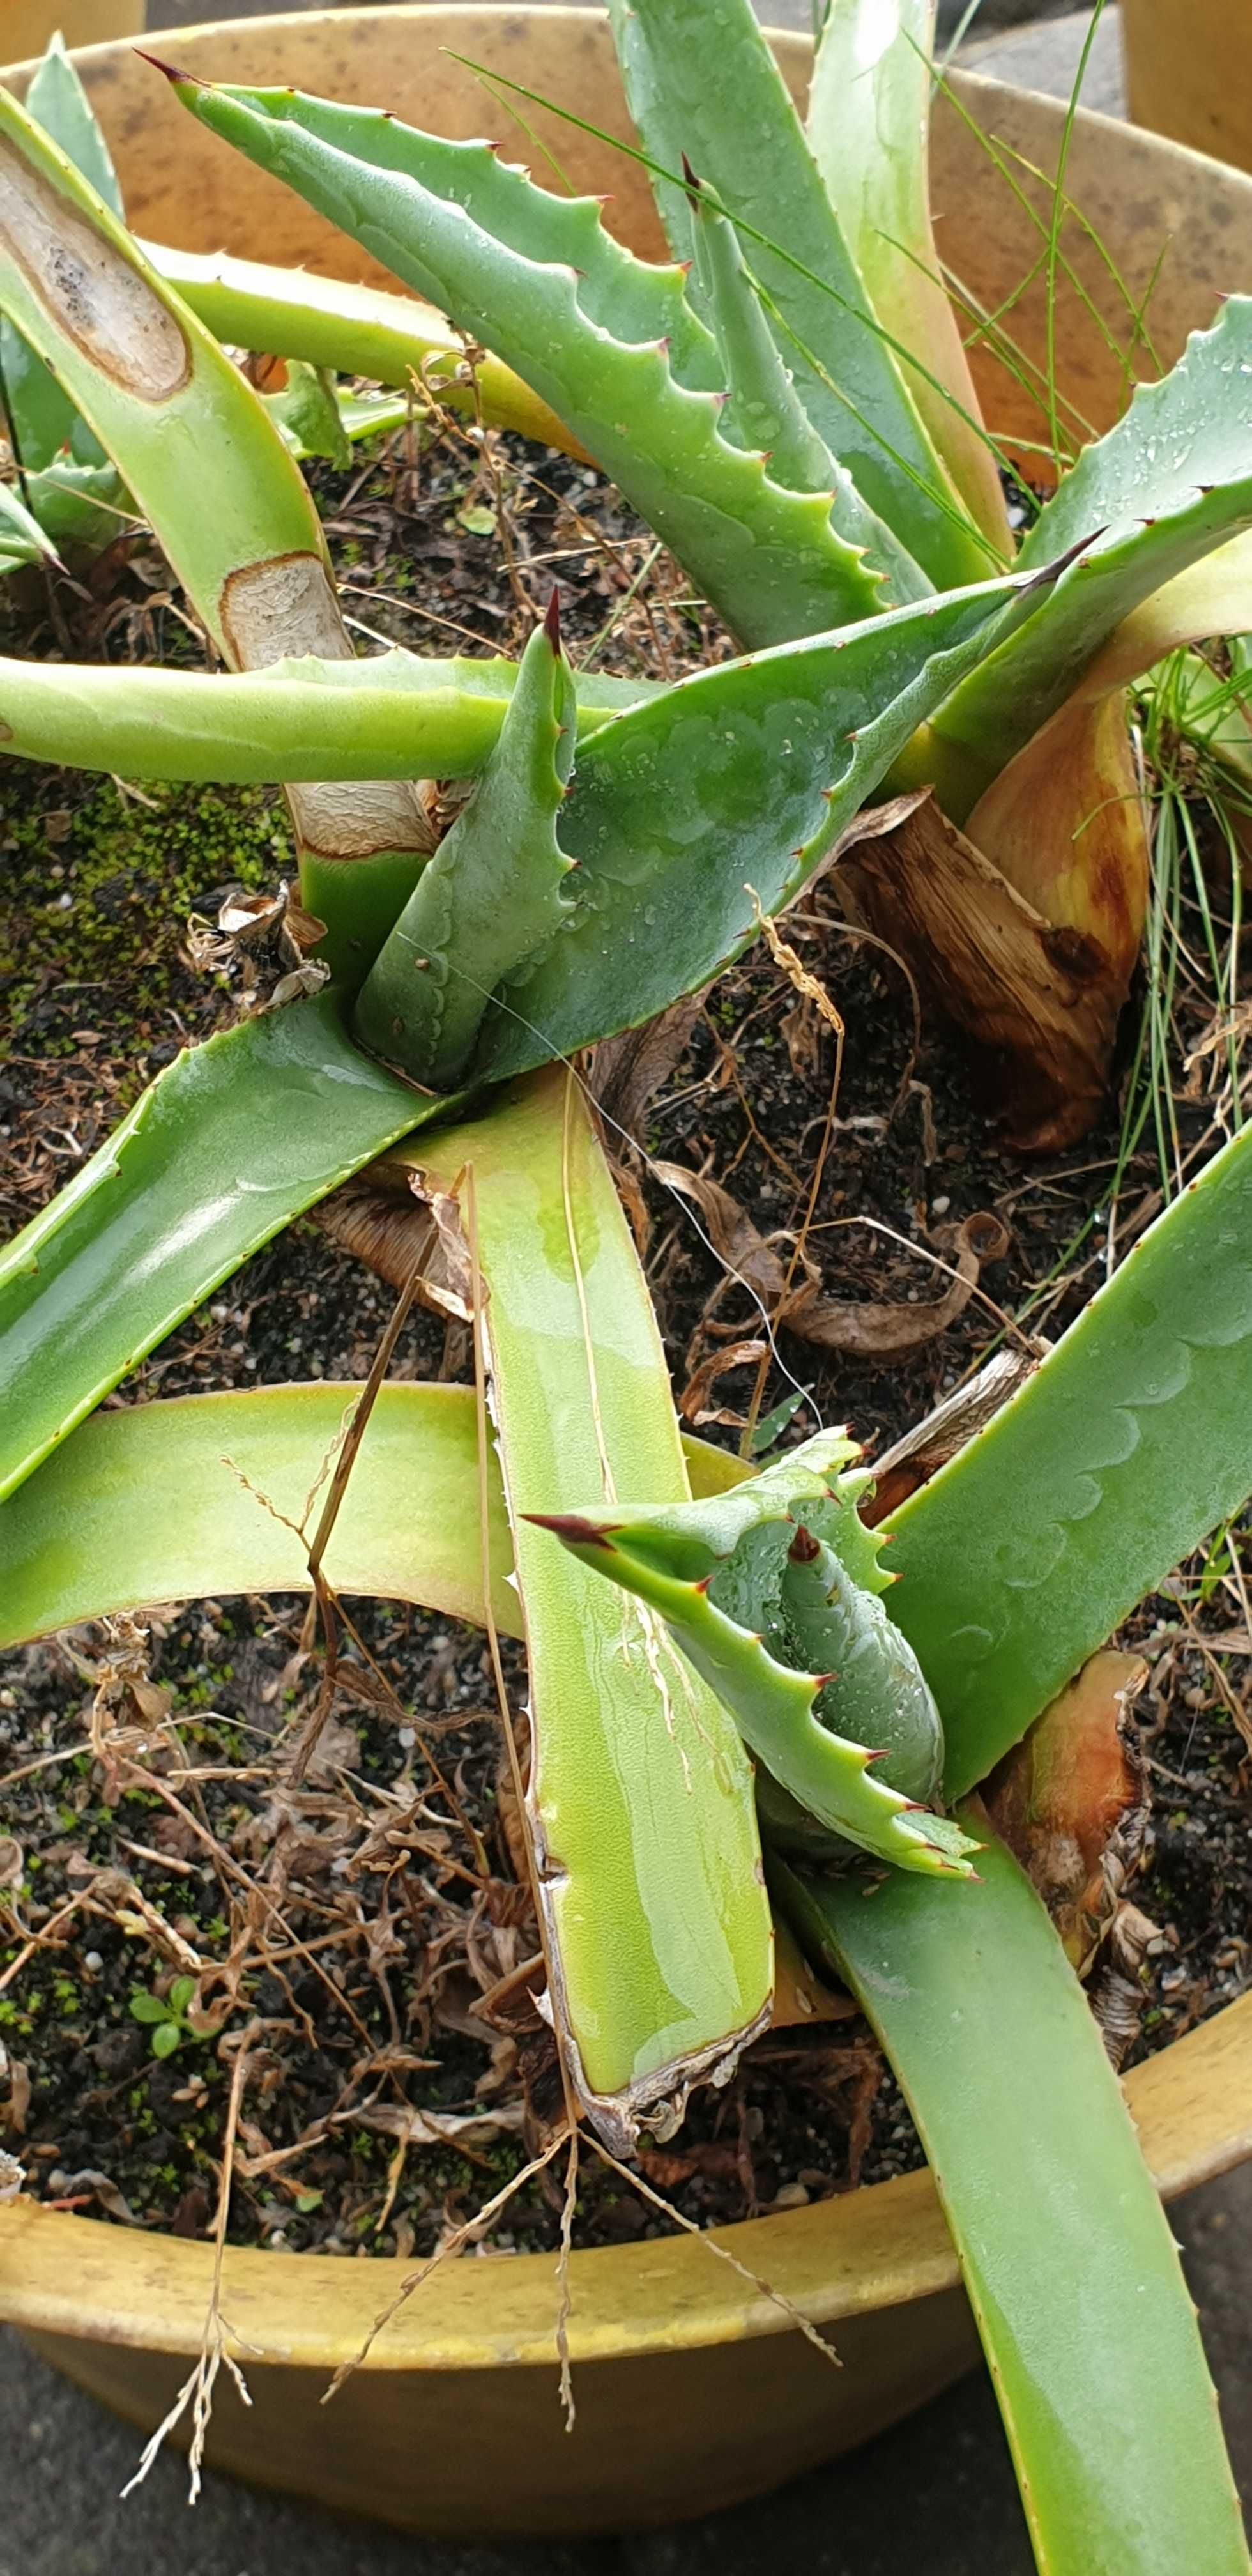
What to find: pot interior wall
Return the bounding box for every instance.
[7,8,1252,481]
[1124,0,1252,176]
[4,0,141,60]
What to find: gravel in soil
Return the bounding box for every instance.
[1,408,1248,2274]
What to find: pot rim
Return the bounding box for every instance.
[2,1991,1249,2370]
[1,3,1250,2388]
[5,4,1244,188]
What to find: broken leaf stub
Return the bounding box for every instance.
[534,1431,979,1881]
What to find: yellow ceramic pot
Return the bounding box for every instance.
[1124,0,1252,176]
[3,10,1252,2538]
[2,0,141,60]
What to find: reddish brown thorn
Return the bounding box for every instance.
[1021,527,1106,595]
[681,150,703,195]
[134,45,198,81]
[524,1511,615,1548]
[544,586,561,653]
[788,1524,820,1565]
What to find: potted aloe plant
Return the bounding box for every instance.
[1,10,1250,2569]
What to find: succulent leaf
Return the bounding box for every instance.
[887,1118,1252,1797]
[25,29,123,217]
[0,997,434,1506]
[0,474,61,569]
[682,161,925,603]
[164,71,910,638]
[777,1832,1251,2576]
[146,238,580,454]
[605,0,987,592]
[0,1379,749,1653]
[0,81,431,983]
[353,604,577,1086]
[413,1070,772,2145]
[261,357,352,466]
[805,0,1011,554]
[933,298,1252,803]
[534,1432,977,1878]
[0,1382,519,1650]
[0,645,654,783]
[0,31,120,475]
[473,562,1059,1079]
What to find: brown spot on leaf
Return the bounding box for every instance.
[0,135,188,399]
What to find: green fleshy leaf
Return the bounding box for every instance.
[25,31,123,217]
[353,604,577,1084]
[166,72,906,640]
[473,562,1053,1078]
[0,996,434,1507]
[0,1383,739,1655]
[683,163,926,598]
[935,300,1252,799]
[413,1071,773,2136]
[805,0,1011,554]
[0,473,60,566]
[0,79,431,988]
[887,1119,1252,1797]
[0,33,120,474]
[128,1991,169,2026]
[261,358,352,466]
[16,459,134,556]
[149,2022,182,2060]
[777,1832,1249,2575]
[535,1432,970,1877]
[0,645,655,783]
[606,0,986,591]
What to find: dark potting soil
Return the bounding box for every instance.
[1,414,1248,2269]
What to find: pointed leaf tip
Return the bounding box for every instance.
[1021,526,1110,597]
[134,45,199,82]
[680,151,703,196]
[525,1510,615,1548]
[543,586,561,653]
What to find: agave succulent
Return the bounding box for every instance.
[0,24,1249,2573]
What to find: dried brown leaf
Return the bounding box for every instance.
[866,1347,1038,1522]
[834,791,1126,1151]
[652,1162,788,1301]
[590,994,702,1140]
[984,1650,1147,1965]
[678,1337,768,1425]
[1,2050,31,2135]
[335,2101,526,2148]
[783,1214,1007,1360]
